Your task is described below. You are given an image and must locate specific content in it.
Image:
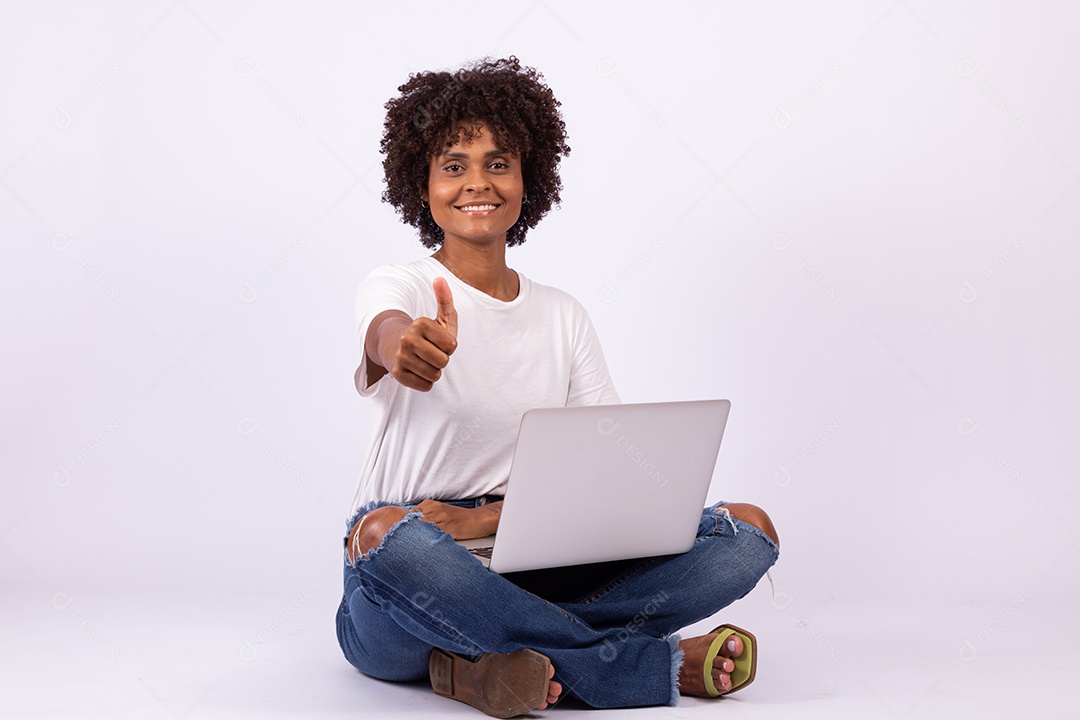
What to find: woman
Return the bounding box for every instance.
[336,57,780,717]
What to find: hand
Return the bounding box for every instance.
[411,499,502,540]
[385,278,458,392]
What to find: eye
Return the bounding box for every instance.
[442,163,464,173]
[489,161,510,170]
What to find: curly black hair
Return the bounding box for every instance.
[380,56,570,249]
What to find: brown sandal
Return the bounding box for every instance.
[429,647,551,718]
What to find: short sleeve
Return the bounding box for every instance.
[566,299,621,407]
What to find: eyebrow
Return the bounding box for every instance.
[440,149,509,159]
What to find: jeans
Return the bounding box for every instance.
[335,498,779,709]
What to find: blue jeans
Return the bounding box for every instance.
[335,498,779,709]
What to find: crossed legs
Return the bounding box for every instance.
[342,501,778,708]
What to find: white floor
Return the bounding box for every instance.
[2,583,1075,720]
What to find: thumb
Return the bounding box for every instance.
[432,277,458,339]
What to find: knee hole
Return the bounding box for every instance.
[348,506,409,562]
[727,503,780,548]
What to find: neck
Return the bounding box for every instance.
[433,238,519,301]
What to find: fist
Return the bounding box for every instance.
[390,277,458,391]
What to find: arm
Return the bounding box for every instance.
[364,277,495,538]
[410,498,503,540]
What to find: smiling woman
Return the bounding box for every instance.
[424,125,525,254]
[379,56,570,249]
[335,56,780,718]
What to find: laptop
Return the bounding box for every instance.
[457,399,731,573]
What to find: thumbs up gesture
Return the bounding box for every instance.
[433,276,458,339]
[387,277,459,392]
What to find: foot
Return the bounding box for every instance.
[677,631,745,697]
[538,663,561,710]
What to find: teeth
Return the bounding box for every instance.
[460,204,497,211]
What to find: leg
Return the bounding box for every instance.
[337,580,434,681]
[555,502,779,635]
[680,502,777,697]
[339,507,683,708]
[550,502,779,695]
[342,506,560,710]
[338,505,434,681]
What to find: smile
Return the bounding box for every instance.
[456,203,500,214]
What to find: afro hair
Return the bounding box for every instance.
[380,56,570,248]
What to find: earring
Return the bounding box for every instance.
[522,195,528,204]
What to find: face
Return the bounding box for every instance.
[424,122,524,249]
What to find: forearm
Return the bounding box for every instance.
[373,315,412,371]
[477,500,503,536]
[363,311,411,384]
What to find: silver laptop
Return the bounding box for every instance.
[457,399,731,573]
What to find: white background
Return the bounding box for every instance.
[2,1,1077,718]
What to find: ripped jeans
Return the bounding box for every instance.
[335,498,779,709]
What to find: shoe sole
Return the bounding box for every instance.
[430,648,551,718]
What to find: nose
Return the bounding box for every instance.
[464,165,489,193]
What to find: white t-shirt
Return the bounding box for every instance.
[349,256,620,512]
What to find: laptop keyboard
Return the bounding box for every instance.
[469,546,494,559]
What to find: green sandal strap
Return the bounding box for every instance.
[701,626,756,697]
[702,628,737,697]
